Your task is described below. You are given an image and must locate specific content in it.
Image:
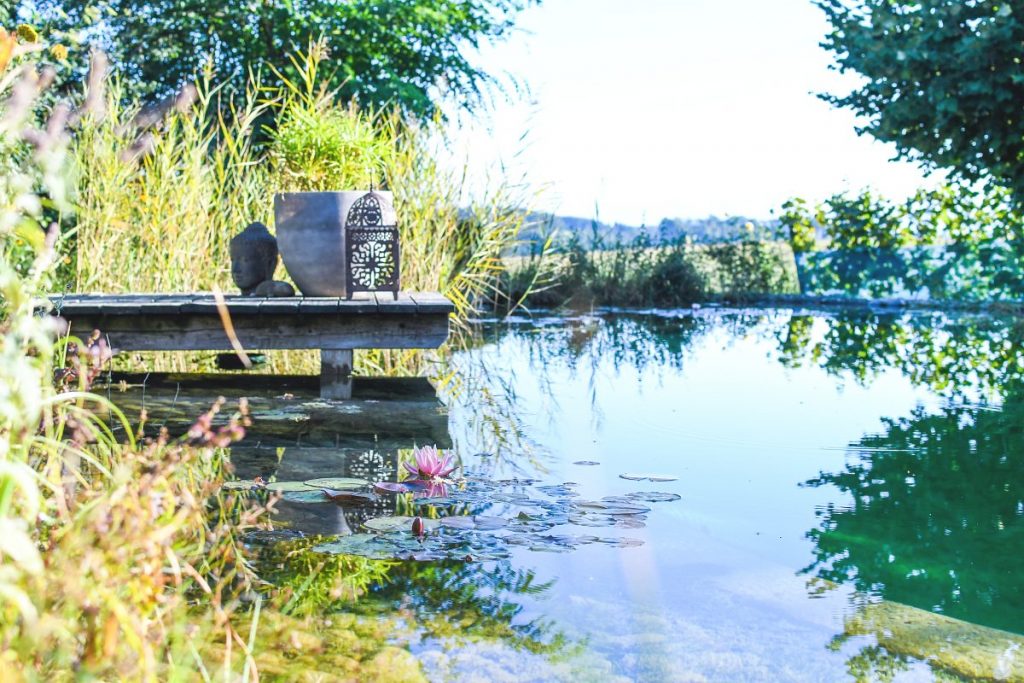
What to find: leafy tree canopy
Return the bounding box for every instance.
[12,0,536,118]
[817,1,1024,201]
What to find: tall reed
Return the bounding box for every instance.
[69,45,535,377]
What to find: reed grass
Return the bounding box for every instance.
[69,44,534,378]
[2,39,432,680]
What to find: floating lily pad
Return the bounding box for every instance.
[281,489,334,503]
[619,473,679,482]
[264,480,317,492]
[626,491,682,503]
[576,499,651,515]
[435,515,508,531]
[537,484,579,497]
[314,528,511,561]
[439,516,476,530]
[614,517,647,529]
[244,529,304,545]
[304,477,368,490]
[594,537,644,548]
[572,460,600,466]
[222,479,261,490]
[373,481,410,494]
[363,516,440,533]
[321,489,377,506]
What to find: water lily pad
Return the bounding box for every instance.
[537,484,579,497]
[373,481,411,494]
[364,516,440,533]
[281,489,334,503]
[244,529,304,545]
[313,534,402,561]
[439,516,476,529]
[264,480,317,492]
[619,473,679,482]
[321,489,377,506]
[304,477,368,490]
[626,491,682,503]
[222,479,261,490]
[594,537,644,547]
[576,499,651,515]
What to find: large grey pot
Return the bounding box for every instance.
[275,191,379,297]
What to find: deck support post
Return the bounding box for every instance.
[320,349,354,400]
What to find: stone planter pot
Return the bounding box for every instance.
[275,191,387,297]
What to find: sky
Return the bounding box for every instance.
[445,0,942,226]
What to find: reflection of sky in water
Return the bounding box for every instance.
[434,311,967,681]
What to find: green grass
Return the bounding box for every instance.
[502,235,800,310]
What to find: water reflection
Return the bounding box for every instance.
[803,394,1024,633]
[776,311,1024,399]
[356,560,567,656]
[214,307,1024,679]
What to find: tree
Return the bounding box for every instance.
[816,1,1024,202]
[18,0,536,118]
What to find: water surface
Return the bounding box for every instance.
[254,307,1024,681]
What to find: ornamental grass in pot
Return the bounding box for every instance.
[270,51,393,296]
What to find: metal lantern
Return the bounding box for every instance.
[345,190,400,300]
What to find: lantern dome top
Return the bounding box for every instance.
[347,191,397,228]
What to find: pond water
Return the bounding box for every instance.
[244,307,1024,682]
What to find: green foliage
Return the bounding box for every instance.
[778,197,819,253]
[503,230,799,310]
[816,0,1024,206]
[0,40,282,679]
[785,183,1024,300]
[23,0,536,118]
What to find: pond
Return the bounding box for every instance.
[239,307,1024,682]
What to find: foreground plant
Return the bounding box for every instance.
[0,36,279,680]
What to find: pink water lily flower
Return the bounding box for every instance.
[403,445,456,480]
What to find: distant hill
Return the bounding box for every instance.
[512,213,785,254]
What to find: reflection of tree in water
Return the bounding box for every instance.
[353,560,568,655]
[803,394,1024,634]
[252,534,569,655]
[777,311,1024,399]
[506,311,768,375]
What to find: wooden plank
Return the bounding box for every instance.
[58,312,450,351]
[257,297,303,315]
[299,297,341,315]
[223,298,264,316]
[337,292,379,315]
[374,291,416,313]
[409,291,456,314]
[320,349,353,400]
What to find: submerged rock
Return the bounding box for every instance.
[842,601,1024,681]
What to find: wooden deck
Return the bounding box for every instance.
[47,292,454,399]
